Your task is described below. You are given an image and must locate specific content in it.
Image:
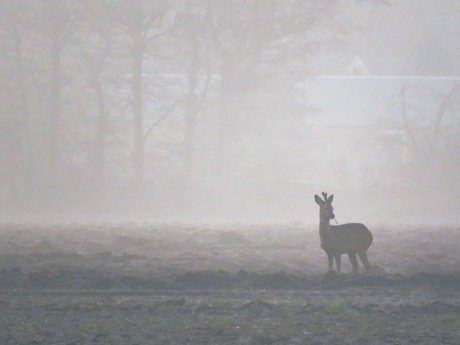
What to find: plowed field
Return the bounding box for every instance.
[0,224,459,344]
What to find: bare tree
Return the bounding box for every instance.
[0,1,34,208]
[203,0,342,205]
[401,82,460,166]
[25,0,82,203]
[79,1,118,183]
[108,0,176,189]
[172,1,214,208]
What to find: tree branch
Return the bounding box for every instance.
[401,84,421,163]
[143,98,182,143]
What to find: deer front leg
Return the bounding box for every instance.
[335,254,342,274]
[327,252,334,272]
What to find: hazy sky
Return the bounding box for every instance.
[311,0,460,75]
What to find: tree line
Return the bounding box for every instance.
[0,0,344,217]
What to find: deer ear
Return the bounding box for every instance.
[315,194,324,205]
[328,194,334,202]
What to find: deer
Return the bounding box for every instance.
[314,192,373,274]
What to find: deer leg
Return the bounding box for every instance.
[358,251,371,272]
[348,252,359,273]
[335,254,342,274]
[327,252,334,272]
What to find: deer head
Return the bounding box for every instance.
[314,192,335,221]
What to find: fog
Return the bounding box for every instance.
[1,0,459,224]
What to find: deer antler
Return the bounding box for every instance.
[322,192,328,202]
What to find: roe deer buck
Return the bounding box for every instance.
[315,192,373,274]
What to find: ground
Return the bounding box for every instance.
[0,223,459,344]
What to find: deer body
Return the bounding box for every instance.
[315,193,373,273]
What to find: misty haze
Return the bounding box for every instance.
[1,0,459,223]
[0,1,459,344]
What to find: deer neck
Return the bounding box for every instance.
[319,215,332,245]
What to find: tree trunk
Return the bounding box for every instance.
[47,10,62,199]
[91,77,108,181]
[182,30,200,204]
[131,32,145,189]
[12,25,35,204]
[214,54,244,205]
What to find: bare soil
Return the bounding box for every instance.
[0,223,459,344]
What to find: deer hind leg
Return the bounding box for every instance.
[335,254,342,274]
[348,252,359,273]
[358,251,371,272]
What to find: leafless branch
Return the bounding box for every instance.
[401,84,420,162]
[431,83,459,151]
[144,98,182,142]
[197,71,213,112]
[108,127,132,153]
